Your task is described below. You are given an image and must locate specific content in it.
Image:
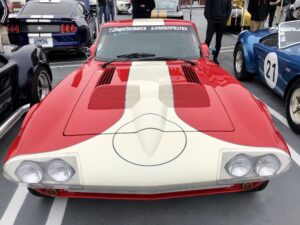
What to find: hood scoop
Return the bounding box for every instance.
[97,67,115,86]
[182,65,200,84]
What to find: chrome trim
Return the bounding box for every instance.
[0,104,30,140]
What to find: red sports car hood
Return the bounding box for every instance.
[64,61,234,136]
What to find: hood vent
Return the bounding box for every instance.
[182,65,200,84]
[97,67,115,86]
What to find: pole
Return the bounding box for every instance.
[241,0,246,31]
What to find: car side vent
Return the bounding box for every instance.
[97,67,116,86]
[182,65,200,84]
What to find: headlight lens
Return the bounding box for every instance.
[47,159,75,182]
[16,161,43,183]
[225,155,252,177]
[255,155,280,176]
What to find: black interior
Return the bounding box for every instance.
[0,55,8,68]
[260,33,278,48]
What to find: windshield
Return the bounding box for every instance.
[155,0,177,10]
[279,21,300,48]
[95,26,201,61]
[21,2,73,16]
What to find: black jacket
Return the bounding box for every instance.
[132,0,156,18]
[204,0,231,23]
[0,0,8,25]
[248,0,270,21]
[97,0,106,6]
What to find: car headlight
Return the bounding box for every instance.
[225,155,252,177]
[47,159,75,182]
[255,155,280,176]
[16,161,43,183]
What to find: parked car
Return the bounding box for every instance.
[0,44,52,126]
[233,20,300,134]
[116,0,131,15]
[151,0,183,19]
[3,19,291,199]
[8,0,97,53]
[226,0,251,30]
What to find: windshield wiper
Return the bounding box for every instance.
[101,53,156,68]
[138,56,197,66]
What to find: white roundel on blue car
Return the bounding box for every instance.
[264,52,279,89]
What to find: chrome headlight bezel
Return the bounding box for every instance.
[225,155,252,178]
[15,161,44,184]
[47,159,76,182]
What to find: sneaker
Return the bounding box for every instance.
[213,58,219,65]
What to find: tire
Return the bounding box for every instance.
[28,188,51,198]
[233,44,254,81]
[246,181,269,192]
[29,66,52,105]
[286,80,300,134]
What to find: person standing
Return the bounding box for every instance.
[98,0,108,24]
[204,0,231,65]
[131,0,155,19]
[106,0,115,21]
[248,0,270,31]
[268,0,281,27]
[0,0,9,48]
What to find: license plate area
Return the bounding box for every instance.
[29,37,53,48]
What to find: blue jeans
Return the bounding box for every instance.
[106,4,115,22]
[99,5,108,24]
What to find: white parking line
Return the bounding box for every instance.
[262,102,300,166]
[0,186,28,225]
[45,198,68,225]
[50,64,83,69]
[221,46,235,49]
[50,60,85,65]
[220,49,234,53]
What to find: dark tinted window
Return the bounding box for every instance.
[21,2,74,16]
[96,26,200,61]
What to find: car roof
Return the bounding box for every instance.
[101,19,196,28]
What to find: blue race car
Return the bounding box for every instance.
[0,44,52,137]
[233,21,300,134]
[8,0,97,53]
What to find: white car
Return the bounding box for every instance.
[116,0,131,14]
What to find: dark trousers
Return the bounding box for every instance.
[205,20,226,59]
[132,11,151,19]
[268,6,277,27]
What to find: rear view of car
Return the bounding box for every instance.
[8,0,96,53]
[151,0,183,19]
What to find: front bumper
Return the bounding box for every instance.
[31,182,266,199]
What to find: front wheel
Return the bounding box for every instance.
[286,80,300,134]
[233,44,254,81]
[29,66,52,105]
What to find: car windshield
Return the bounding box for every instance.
[95,25,201,61]
[155,0,177,10]
[21,1,73,16]
[278,21,300,48]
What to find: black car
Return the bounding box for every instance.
[151,0,184,19]
[8,0,97,53]
[0,45,52,131]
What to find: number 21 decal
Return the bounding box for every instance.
[264,52,278,89]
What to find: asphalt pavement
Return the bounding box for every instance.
[0,9,300,225]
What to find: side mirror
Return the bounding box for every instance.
[200,43,209,58]
[81,47,91,58]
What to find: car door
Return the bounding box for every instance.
[254,37,287,98]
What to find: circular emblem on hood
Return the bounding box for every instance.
[112,114,187,166]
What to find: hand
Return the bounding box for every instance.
[270,2,276,6]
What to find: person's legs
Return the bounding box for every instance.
[269,6,276,27]
[110,5,115,20]
[250,20,261,31]
[205,20,215,47]
[98,5,103,24]
[214,22,226,61]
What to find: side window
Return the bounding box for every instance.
[76,4,84,16]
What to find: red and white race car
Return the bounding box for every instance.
[3,19,292,200]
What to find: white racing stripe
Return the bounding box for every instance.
[0,186,28,225]
[45,198,68,225]
[50,64,83,69]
